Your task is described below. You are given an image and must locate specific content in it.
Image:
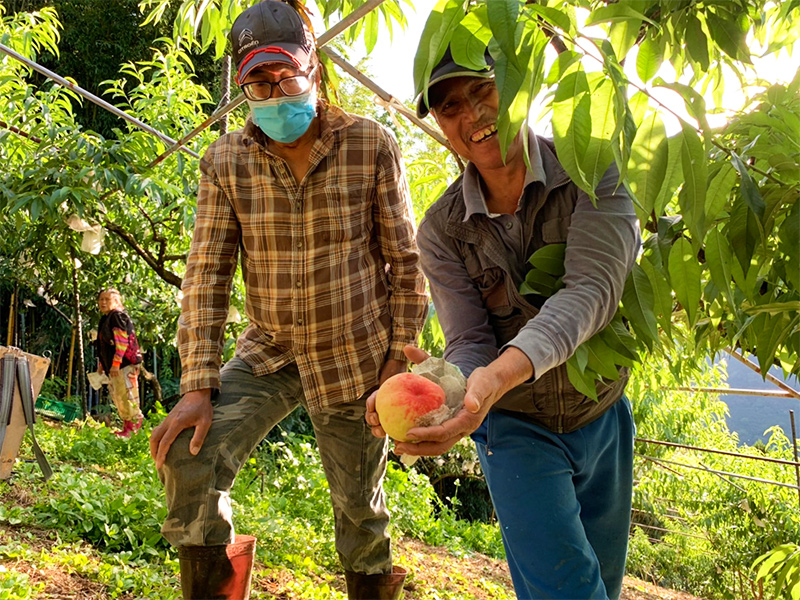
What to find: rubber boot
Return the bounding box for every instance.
[344,565,407,600]
[114,420,133,438]
[178,535,256,600]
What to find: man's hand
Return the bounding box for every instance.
[150,389,214,469]
[366,345,430,438]
[109,364,121,378]
[392,347,534,457]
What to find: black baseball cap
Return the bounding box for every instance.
[231,0,315,84]
[416,46,495,118]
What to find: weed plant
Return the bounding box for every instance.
[0,407,504,599]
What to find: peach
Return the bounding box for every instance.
[375,372,447,442]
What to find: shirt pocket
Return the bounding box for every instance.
[541,216,571,244]
[323,178,372,244]
[463,252,513,317]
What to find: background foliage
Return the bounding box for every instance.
[1,0,799,598]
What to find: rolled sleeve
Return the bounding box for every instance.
[506,166,641,379]
[374,130,429,360]
[177,151,241,395]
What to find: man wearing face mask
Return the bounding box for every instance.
[149,2,428,598]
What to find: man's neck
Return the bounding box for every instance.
[480,154,528,215]
[266,117,321,183]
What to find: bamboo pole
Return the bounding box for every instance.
[71,254,87,415]
[66,325,76,400]
[791,410,800,508]
[726,348,800,399]
[5,286,14,347]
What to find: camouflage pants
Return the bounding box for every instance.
[158,358,392,574]
[108,364,142,421]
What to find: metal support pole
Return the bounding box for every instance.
[0,42,199,159]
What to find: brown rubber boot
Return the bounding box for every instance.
[344,565,407,600]
[177,535,256,600]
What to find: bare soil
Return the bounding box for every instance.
[0,523,706,599]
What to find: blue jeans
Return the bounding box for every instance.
[472,397,634,600]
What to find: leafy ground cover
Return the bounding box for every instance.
[0,414,710,599]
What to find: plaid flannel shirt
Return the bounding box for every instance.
[177,106,428,414]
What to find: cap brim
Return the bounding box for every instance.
[237,43,311,82]
[415,68,494,118]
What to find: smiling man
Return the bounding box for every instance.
[368,46,641,599]
[149,2,427,598]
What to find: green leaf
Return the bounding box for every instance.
[585,4,654,27]
[573,340,589,371]
[640,256,673,337]
[487,0,520,67]
[755,312,795,378]
[685,14,710,71]
[583,73,617,193]
[609,17,641,60]
[450,7,492,71]
[707,11,752,64]
[627,110,668,224]
[705,163,737,224]
[654,134,684,215]
[526,4,573,35]
[521,269,563,297]
[620,263,659,349]
[584,335,622,381]
[364,9,379,54]
[527,243,566,276]
[553,68,592,190]
[704,227,735,308]
[729,193,759,278]
[730,151,766,221]
[545,50,581,86]
[636,35,663,83]
[413,0,468,97]
[566,354,599,401]
[599,318,639,365]
[677,121,707,242]
[668,237,702,328]
[498,20,548,159]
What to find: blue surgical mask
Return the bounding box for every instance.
[247,91,317,144]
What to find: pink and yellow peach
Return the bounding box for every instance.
[375,373,446,442]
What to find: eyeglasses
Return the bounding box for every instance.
[241,64,319,101]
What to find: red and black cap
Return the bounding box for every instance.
[231,0,316,84]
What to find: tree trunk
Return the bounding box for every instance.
[139,364,162,408]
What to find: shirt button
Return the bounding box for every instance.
[297,318,304,325]
[296,280,302,287]
[296,241,302,248]
[505,221,513,230]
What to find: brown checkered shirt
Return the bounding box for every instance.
[177,106,428,414]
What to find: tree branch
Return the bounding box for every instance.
[103,220,183,289]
